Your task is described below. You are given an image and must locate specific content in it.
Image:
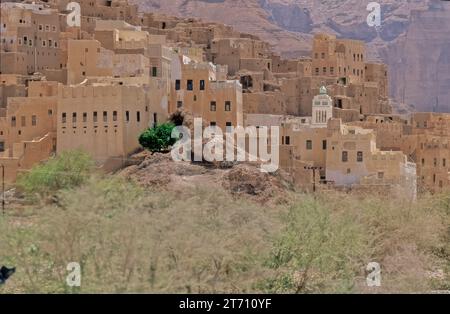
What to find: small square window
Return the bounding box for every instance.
[187,80,193,91]
[342,151,348,162]
[225,101,231,111]
[210,101,216,111]
[357,151,363,162]
[306,140,312,150]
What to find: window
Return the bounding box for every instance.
[323,67,327,74]
[32,115,36,126]
[153,113,158,128]
[48,39,52,47]
[443,159,447,167]
[225,101,231,111]
[0,142,4,153]
[152,67,157,77]
[315,68,319,75]
[103,111,108,122]
[321,52,325,59]
[306,140,312,150]
[187,80,193,91]
[42,40,46,47]
[48,109,53,116]
[342,151,348,162]
[137,111,140,122]
[125,111,130,122]
[93,111,98,122]
[210,101,216,111]
[177,101,183,108]
[21,116,26,127]
[226,122,232,128]
[113,111,117,122]
[330,67,334,75]
[175,80,181,90]
[210,122,216,127]
[322,140,327,150]
[357,151,363,162]
[45,25,49,31]
[200,80,205,91]
[72,112,77,123]
[54,41,58,48]
[62,113,66,124]
[83,112,87,122]
[52,25,56,32]
[285,136,290,145]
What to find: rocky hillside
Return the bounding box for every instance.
[131,0,450,112]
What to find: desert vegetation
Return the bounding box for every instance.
[0,151,448,293]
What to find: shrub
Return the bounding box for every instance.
[139,123,178,153]
[16,150,94,199]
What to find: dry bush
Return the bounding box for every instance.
[0,175,448,293]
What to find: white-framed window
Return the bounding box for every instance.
[42,40,46,47]
[38,24,43,31]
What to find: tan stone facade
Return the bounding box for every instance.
[2,0,448,199]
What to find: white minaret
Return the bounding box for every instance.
[311,86,333,127]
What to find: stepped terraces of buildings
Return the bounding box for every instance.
[0,0,449,196]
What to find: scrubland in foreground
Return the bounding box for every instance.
[0,151,449,293]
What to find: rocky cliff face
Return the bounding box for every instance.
[132,0,450,112]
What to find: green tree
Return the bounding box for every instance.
[16,150,94,199]
[139,123,178,152]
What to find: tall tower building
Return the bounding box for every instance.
[311,86,333,127]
